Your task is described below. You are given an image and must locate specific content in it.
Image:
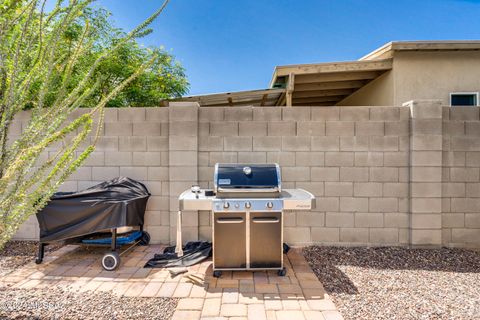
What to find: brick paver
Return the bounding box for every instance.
[0,246,343,320]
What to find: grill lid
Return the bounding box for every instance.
[214,163,281,193]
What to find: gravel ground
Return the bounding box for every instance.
[0,287,178,320]
[304,246,480,320]
[0,241,63,277]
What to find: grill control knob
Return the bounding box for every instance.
[245,202,251,209]
[266,201,274,209]
[223,202,230,209]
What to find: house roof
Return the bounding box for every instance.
[164,40,480,107]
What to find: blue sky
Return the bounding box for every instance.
[91,0,480,95]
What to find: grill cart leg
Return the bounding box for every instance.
[111,228,117,251]
[35,243,45,264]
[102,228,120,271]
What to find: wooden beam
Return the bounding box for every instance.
[294,80,368,92]
[294,102,339,106]
[286,73,295,107]
[227,97,234,106]
[260,94,268,106]
[295,71,383,84]
[292,89,355,99]
[204,97,279,107]
[292,95,347,103]
[275,59,392,77]
[276,92,286,106]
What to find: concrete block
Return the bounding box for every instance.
[95,136,118,151]
[209,152,238,165]
[369,136,398,151]
[443,151,465,167]
[411,135,443,151]
[325,182,352,196]
[355,122,384,136]
[119,136,146,151]
[92,167,119,180]
[297,212,324,226]
[314,197,339,211]
[369,228,398,243]
[466,183,480,197]
[295,182,324,196]
[370,107,399,121]
[224,136,252,151]
[340,197,369,212]
[412,213,442,229]
[239,121,267,136]
[411,183,442,198]
[450,167,480,182]
[119,166,147,180]
[412,119,442,135]
[143,181,163,195]
[267,152,295,166]
[385,121,409,136]
[340,167,368,182]
[238,152,266,163]
[224,107,253,121]
[411,198,442,213]
[369,198,398,212]
[118,108,146,122]
[339,107,369,121]
[354,182,382,197]
[169,151,198,166]
[411,229,442,245]
[283,211,296,226]
[198,122,209,136]
[210,121,238,137]
[295,151,324,166]
[253,136,281,151]
[297,121,326,136]
[411,151,442,166]
[145,107,169,122]
[147,136,168,151]
[57,181,78,192]
[340,228,369,243]
[451,228,480,244]
[81,152,104,166]
[133,122,161,136]
[284,227,311,244]
[311,107,339,121]
[354,152,383,167]
[282,137,310,151]
[326,212,354,227]
[199,226,212,241]
[355,212,383,227]
[268,121,296,136]
[442,213,465,228]
[340,137,369,151]
[411,103,442,119]
[169,121,198,136]
[311,136,340,151]
[326,121,354,136]
[105,152,132,166]
[311,228,340,242]
[451,136,480,151]
[282,167,310,181]
[169,166,197,181]
[282,107,310,121]
[383,183,408,197]
[311,167,339,181]
[442,183,466,197]
[145,211,162,226]
[465,122,480,136]
[199,107,224,122]
[253,108,281,121]
[369,167,398,182]
[411,167,442,182]
[199,136,223,151]
[451,198,480,213]
[169,105,198,121]
[169,136,197,151]
[383,152,409,167]
[384,213,409,228]
[325,152,354,166]
[104,122,133,136]
[443,121,465,136]
[449,107,479,121]
[466,152,480,167]
[465,213,480,227]
[148,167,169,181]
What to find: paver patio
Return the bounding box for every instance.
[0,244,343,320]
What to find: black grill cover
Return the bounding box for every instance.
[36,177,150,242]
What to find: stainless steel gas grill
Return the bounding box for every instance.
[177,163,315,277]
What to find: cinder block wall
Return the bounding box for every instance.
[11,101,480,248]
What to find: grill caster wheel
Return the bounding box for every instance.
[277,267,287,277]
[139,231,150,246]
[213,270,222,278]
[35,258,42,264]
[102,252,121,271]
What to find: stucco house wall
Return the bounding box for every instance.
[12,102,480,248]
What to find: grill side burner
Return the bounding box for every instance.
[177,163,315,277]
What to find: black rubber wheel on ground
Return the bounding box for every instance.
[277,267,287,277]
[139,231,150,246]
[102,251,121,271]
[35,258,42,264]
[213,270,222,278]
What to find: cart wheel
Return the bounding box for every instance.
[139,231,150,246]
[277,267,287,277]
[213,270,222,278]
[102,252,121,271]
[35,258,42,264]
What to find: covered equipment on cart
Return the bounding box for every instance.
[35,177,151,270]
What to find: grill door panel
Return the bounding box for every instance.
[249,212,282,268]
[213,212,246,268]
